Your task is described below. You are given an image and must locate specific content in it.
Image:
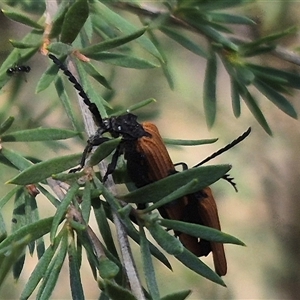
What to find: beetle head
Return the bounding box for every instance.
[109,113,149,139]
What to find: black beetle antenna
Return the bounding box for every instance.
[194,127,251,168]
[48,54,103,125]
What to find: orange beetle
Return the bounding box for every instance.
[129,123,249,276]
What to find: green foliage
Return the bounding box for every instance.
[60,0,89,44]
[0,0,299,299]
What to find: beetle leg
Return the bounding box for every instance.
[70,136,111,173]
[102,142,124,182]
[173,162,188,171]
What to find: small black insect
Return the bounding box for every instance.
[48,54,150,180]
[6,65,31,76]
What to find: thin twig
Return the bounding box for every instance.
[66,52,145,300]
[47,177,67,200]
[44,1,144,296]
[272,46,300,67]
[68,205,107,259]
[113,212,146,300]
[46,178,108,260]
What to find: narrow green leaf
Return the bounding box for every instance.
[35,62,61,94]
[85,52,159,69]
[246,64,289,86]
[90,1,162,60]
[0,187,20,209]
[124,98,156,114]
[37,184,61,208]
[120,165,231,204]
[220,57,243,117]
[147,221,184,255]
[76,238,83,270]
[24,193,39,256]
[35,257,57,300]
[176,248,226,286]
[160,290,192,300]
[90,12,117,39]
[102,279,137,300]
[1,147,32,171]
[101,195,172,270]
[49,1,70,39]
[100,292,109,300]
[234,64,255,85]
[96,181,121,213]
[194,24,238,51]
[207,13,255,25]
[81,181,92,223]
[239,45,276,57]
[93,204,119,260]
[68,236,85,300]
[99,257,120,279]
[143,180,199,214]
[176,8,229,32]
[147,30,174,89]
[160,26,207,58]
[82,62,112,89]
[241,26,297,50]
[0,236,30,287]
[0,213,7,243]
[139,226,160,300]
[0,116,14,135]
[160,219,245,245]
[122,218,172,270]
[254,79,297,119]
[20,234,62,299]
[163,138,218,146]
[50,184,79,243]
[178,0,254,11]
[2,9,44,29]
[8,153,82,185]
[11,190,27,278]
[82,27,147,55]
[203,51,217,128]
[2,128,79,142]
[54,76,82,132]
[11,189,26,228]
[51,171,86,182]
[61,0,89,44]
[36,237,45,259]
[37,232,68,300]
[0,217,53,251]
[230,77,241,117]
[69,219,87,232]
[47,42,72,57]
[84,14,93,43]
[75,59,108,118]
[9,40,41,49]
[238,84,272,135]
[248,64,300,90]
[76,231,98,279]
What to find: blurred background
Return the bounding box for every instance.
[1,1,300,299]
